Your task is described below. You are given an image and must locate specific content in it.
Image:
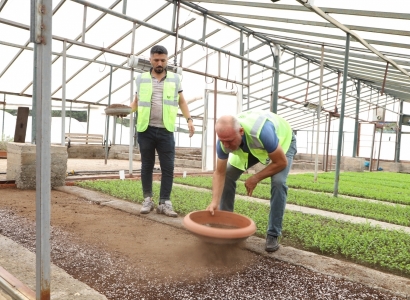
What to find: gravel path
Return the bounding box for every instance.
[0,190,406,300]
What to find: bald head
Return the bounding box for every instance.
[215,115,243,152]
[215,115,240,135]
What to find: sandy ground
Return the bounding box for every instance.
[1,158,410,299]
[1,187,409,299]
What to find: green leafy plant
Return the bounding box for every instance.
[76,176,410,276]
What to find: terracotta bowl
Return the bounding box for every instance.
[104,104,131,117]
[183,210,257,245]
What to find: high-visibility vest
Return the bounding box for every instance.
[135,71,181,132]
[221,110,293,171]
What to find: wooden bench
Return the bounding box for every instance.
[65,133,110,149]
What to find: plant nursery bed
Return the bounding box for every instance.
[0,188,406,300]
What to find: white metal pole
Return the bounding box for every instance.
[61,40,66,146]
[314,45,325,182]
[129,22,136,175]
[32,0,52,298]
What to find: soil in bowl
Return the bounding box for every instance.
[183,210,257,245]
[104,104,131,117]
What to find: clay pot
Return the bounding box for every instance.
[104,104,131,117]
[183,210,256,244]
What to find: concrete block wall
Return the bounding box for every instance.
[341,157,365,172]
[401,162,410,173]
[7,142,67,189]
[62,143,410,174]
[67,144,115,159]
[114,146,202,168]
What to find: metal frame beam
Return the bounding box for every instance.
[238,22,410,50]
[206,10,410,37]
[191,1,410,20]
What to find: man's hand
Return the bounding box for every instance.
[130,101,137,113]
[188,122,195,138]
[206,202,219,216]
[244,175,259,197]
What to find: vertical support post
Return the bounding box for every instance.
[122,0,127,14]
[270,58,275,112]
[120,118,123,144]
[314,45,324,182]
[173,0,180,67]
[112,116,117,145]
[352,80,360,157]
[104,65,113,165]
[380,62,389,96]
[322,114,328,171]
[1,95,5,139]
[86,104,90,135]
[246,35,250,110]
[325,113,332,172]
[61,40,66,146]
[171,0,177,32]
[201,90,209,171]
[310,119,314,160]
[81,5,87,43]
[376,126,383,170]
[239,30,244,112]
[14,107,30,143]
[357,122,362,157]
[334,71,341,113]
[333,33,350,197]
[218,51,221,78]
[238,30,244,114]
[213,79,217,171]
[32,44,37,143]
[129,22,136,176]
[180,39,185,68]
[304,60,310,102]
[32,0,52,298]
[369,124,376,172]
[202,13,207,41]
[68,100,72,133]
[395,100,403,162]
[271,44,280,113]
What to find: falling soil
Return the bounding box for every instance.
[0,188,405,300]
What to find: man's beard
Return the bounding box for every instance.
[154,66,164,74]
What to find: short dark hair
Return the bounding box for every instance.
[150,45,168,55]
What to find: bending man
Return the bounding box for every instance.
[206,110,297,252]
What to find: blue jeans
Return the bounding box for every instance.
[137,126,175,204]
[220,133,297,237]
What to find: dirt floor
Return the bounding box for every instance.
[0,187,407,300]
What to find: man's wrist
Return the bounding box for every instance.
[186,117,193,123]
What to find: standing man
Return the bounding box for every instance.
[206,110,297,252]
[130,45,195,217]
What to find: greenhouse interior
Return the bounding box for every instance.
[1,1,410,299]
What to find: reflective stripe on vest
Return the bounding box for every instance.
[227,111,292,171]
[135,71,181,132]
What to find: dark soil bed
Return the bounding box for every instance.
[0,188,405,299]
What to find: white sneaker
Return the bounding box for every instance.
[156,200,177,218]
[140,197,154,214]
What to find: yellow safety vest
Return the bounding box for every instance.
[135,71,181,132]
[222,110,292,171]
